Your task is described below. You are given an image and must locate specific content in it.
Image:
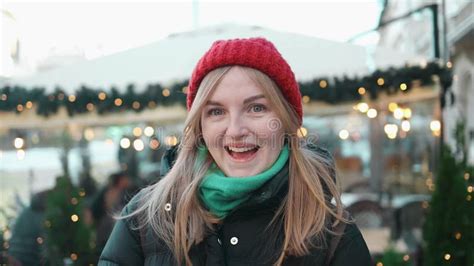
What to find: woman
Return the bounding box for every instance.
[99,38,372,265]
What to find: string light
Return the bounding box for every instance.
[400,83,407,91]
[1,94,7,101]
[14,137,24,149]
[182,86,188,94]
[401,120,411,132]
[384,124,398,139]
[86,103,94,111]
[394,108,404,120]
[148,101,157,108]
[162,88,170,97]
[36,237,43,244]
[133,127,142,137]
[79,190,86,197]
[133,139,145,151]
[403,255,409,261]
[377,78,385,86]
[132,101,140,109]
[358,87,366,95]
[319,80,327,88]
[357,103,369,113]
[71,214,79,222]
[464,173,470,180]
[376,262,383,266]
[114,98,123,106]
[58,93,65,101]
[150,139,160,150]
[444,254,451,261]
[339,129,349,140]
[388,102,398,112]
[302,95,310,104]
[446,61,452,68]
[467,195,472,201]
[70,198,78,205]
[16,104,24,112]
[120,138,131,149]
[455,232,462,240]
[367,108,377,118]
[44,220,51,228]
[144,126,154,137]
[26,101,33,109]
[430,120,441,132]
[468,186,473,193]
[403,108,412,119]
[70,253,78,261]
[68,95,76,102]
[98,92,107,100]
[165,136,178,146]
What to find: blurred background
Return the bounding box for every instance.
[1,0,473,265]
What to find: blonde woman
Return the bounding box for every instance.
[99,38,372,266]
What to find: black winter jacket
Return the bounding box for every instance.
[99,146,372,266]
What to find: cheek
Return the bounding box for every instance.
[254,120,284,140]
[201,121,223,147]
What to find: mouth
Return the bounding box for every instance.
[225,145,260,162]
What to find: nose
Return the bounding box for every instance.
[225,114,249,139]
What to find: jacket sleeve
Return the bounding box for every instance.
[329,222,373,266]
[98,193,144,266]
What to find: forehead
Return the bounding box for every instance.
[209,67,265,101]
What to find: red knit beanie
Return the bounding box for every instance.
[187,37,303,125]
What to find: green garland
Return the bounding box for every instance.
[0,62,453,118]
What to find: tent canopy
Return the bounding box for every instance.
[2,23,424,93]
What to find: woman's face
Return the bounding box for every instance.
[200,67,285,177]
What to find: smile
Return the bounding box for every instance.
[225,145,260,162]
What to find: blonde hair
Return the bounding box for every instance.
[126,66,345,265]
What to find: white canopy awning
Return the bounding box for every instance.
[2,23,425,93]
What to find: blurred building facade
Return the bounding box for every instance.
[1,9,86,79]
[378,0,474,163]
[1,9,23,78]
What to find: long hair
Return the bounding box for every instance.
[125,66,345,266]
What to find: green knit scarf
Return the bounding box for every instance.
[198,145,289,218]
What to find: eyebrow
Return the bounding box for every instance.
[206,94,266,106]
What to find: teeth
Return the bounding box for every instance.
[227,146,256,153]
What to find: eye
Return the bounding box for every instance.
[250,104,266,113]
[207,108,224,116]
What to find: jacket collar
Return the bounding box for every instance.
[160,143,335,215]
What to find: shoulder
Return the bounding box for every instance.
[303,143,335,173]
[98,189,148,265]
[122,188,146,215]
[329,222,373,266]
